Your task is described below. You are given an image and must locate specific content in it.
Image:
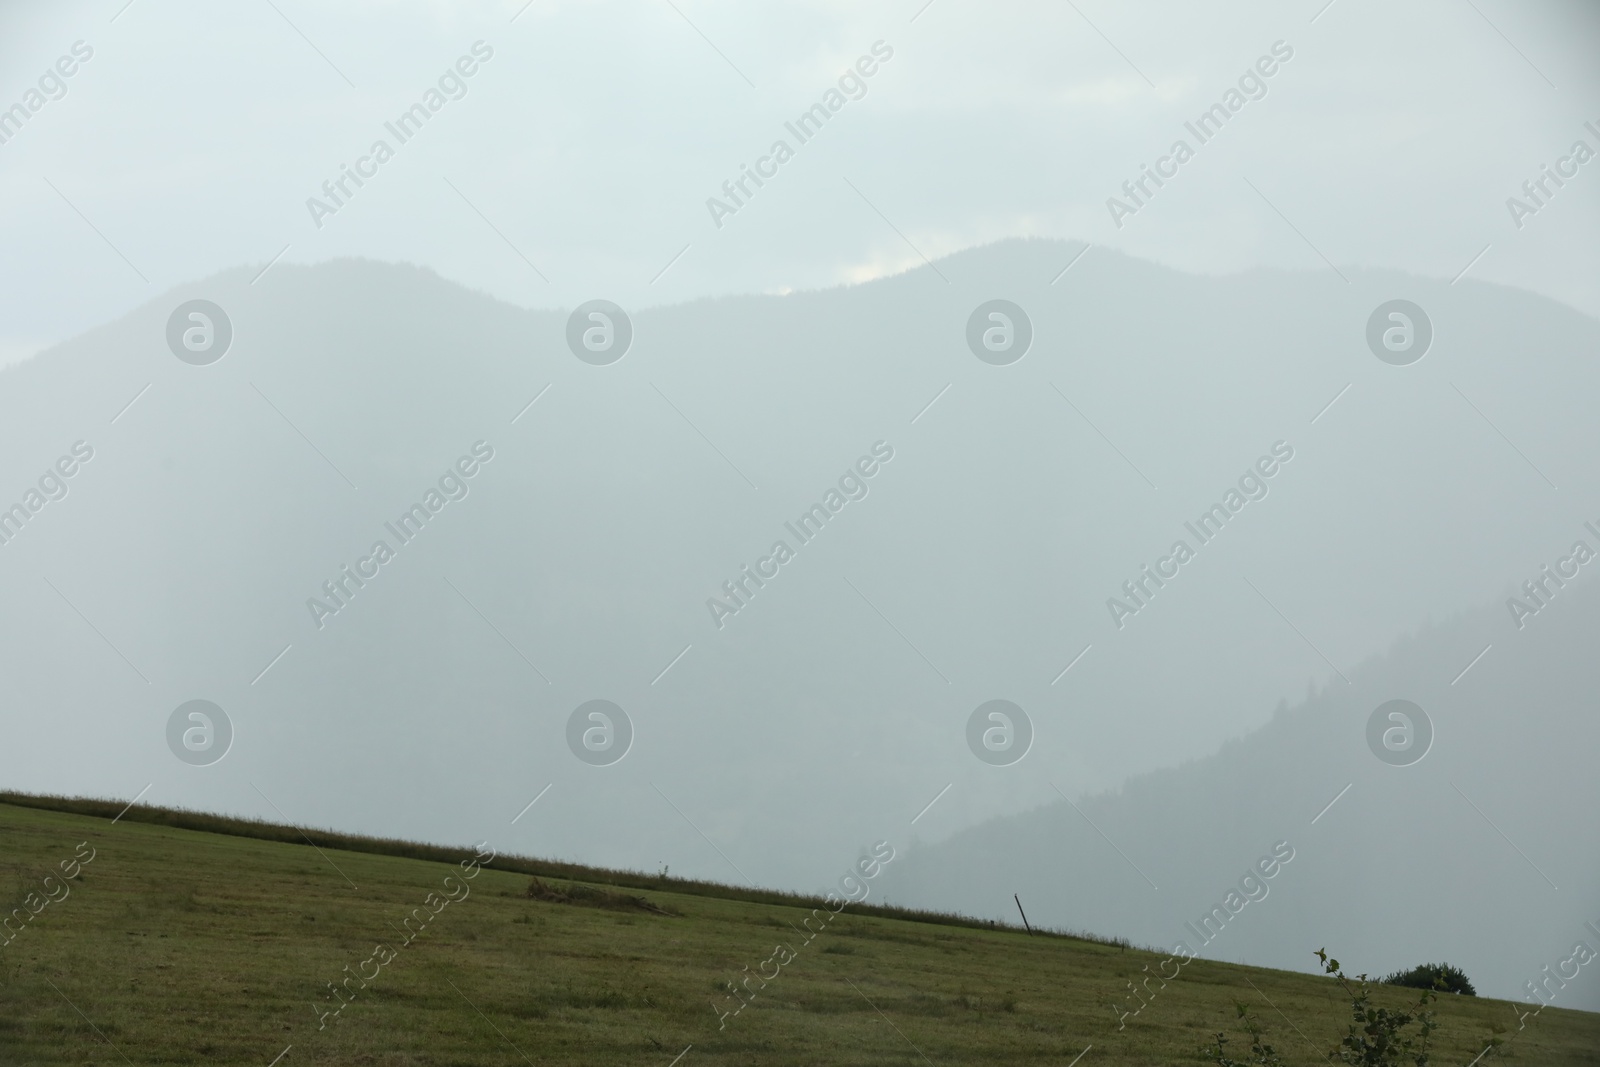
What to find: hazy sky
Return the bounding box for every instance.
[2,0,1597,366]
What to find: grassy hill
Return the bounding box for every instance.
[2,795,1594,1065]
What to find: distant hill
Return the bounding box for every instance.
[879,578,1600,1007]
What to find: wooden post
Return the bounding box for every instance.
[1014,894,1033,933]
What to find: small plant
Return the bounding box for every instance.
[1200,949,1499,1067]
[1202,1004,1287,1067]
[1317,947,1439,1066]
[1380,963,1475,997]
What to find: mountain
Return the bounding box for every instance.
[1,239,1594,1004]
[878,579,1600,1007]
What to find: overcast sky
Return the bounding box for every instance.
[2,0,1597,367]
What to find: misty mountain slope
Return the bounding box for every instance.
[0,240,1595,1008]
[879,576,1600,1006]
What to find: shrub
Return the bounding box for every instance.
[1317,948,1440,1065]
[1201,949,1499,1067]
[1202,1005,1287,1067]
[1381,963,1475,997]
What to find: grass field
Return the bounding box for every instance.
[1,796,1595,1065]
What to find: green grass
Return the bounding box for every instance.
[1,796,1595,1065]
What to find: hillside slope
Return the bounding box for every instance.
[879,577,1600,1007]
[2,799,1595,1065]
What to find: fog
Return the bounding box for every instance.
[1,0,1597,1014]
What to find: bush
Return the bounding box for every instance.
[1202,1005,1288,1067]
[1201,950,1498,1067]
[1381,963,1475,996]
